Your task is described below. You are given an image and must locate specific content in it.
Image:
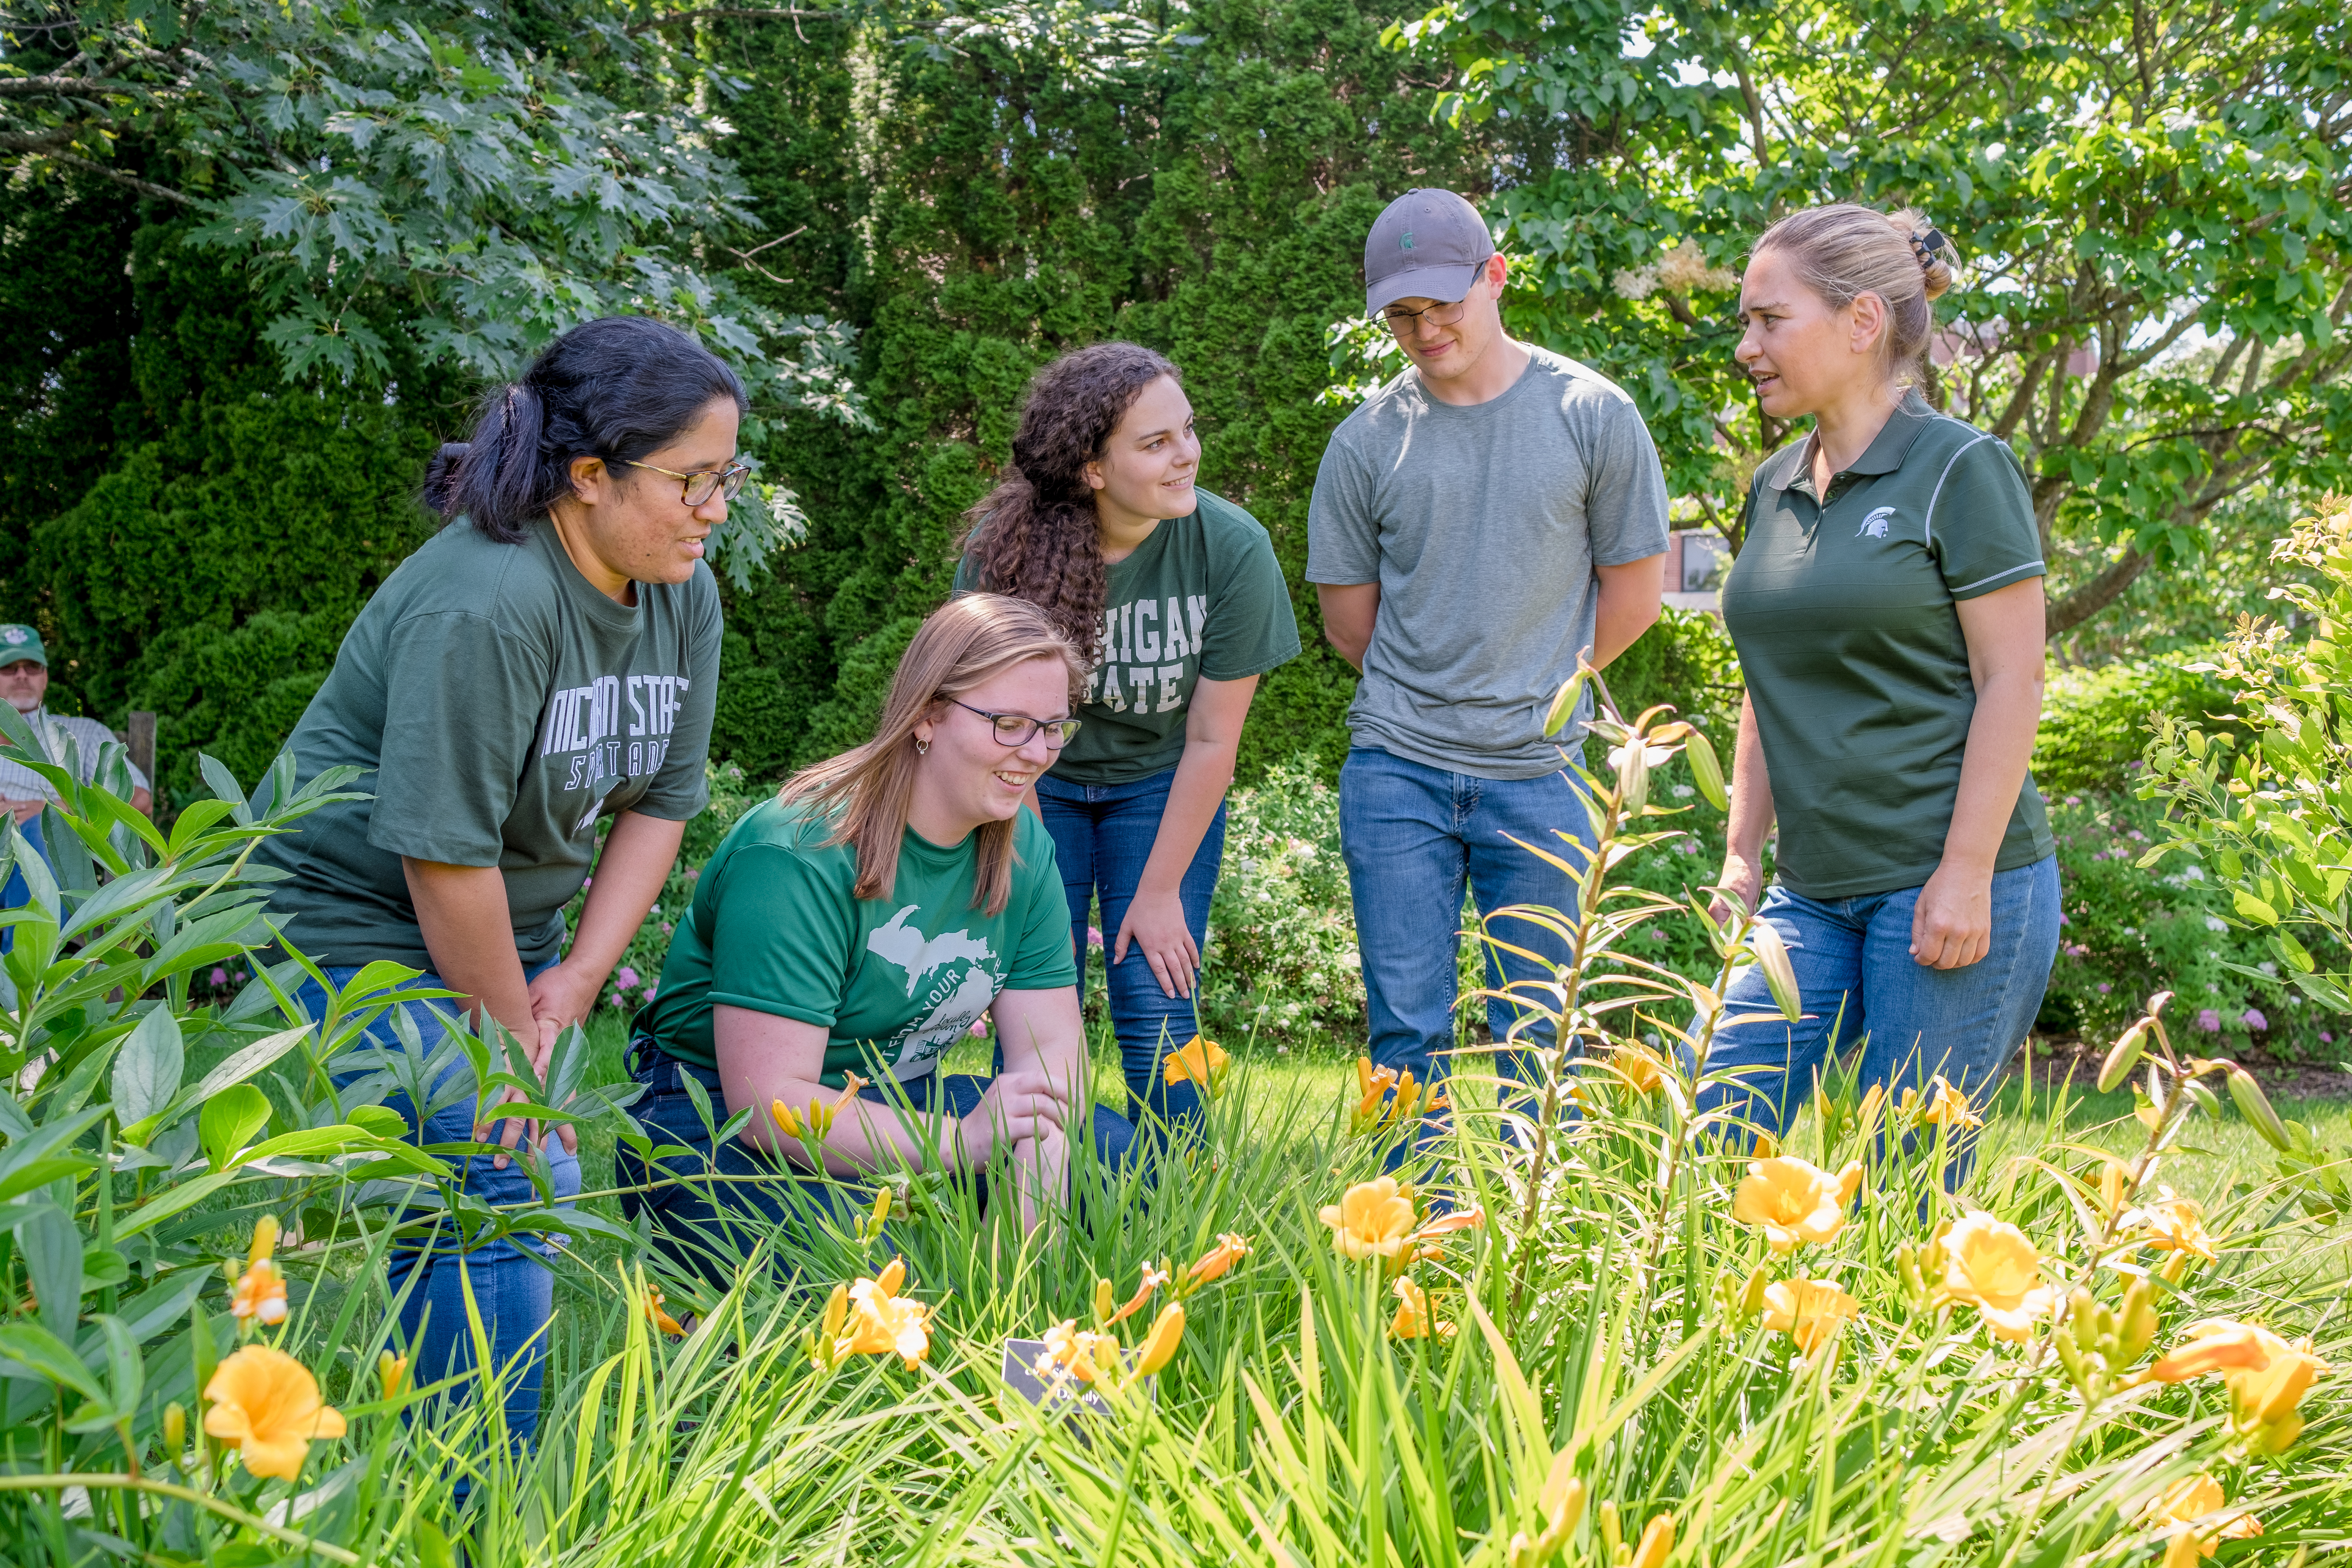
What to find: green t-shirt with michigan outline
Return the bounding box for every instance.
[1719,392,2055,900]
[640,798,1077,1087]
[955,489,1301,784]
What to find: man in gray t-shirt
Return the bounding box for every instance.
[1307,187,1668,1109]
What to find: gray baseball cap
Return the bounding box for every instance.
[1363,188,1495,317]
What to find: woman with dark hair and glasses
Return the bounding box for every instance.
[254,314,739,1445]
[955,344,1299,1139]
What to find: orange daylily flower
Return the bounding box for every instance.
[646,1287,686,1336]
[1105,1262,1171,1326]
[1134,1303,1186,1374]
[202,1346,347,1482]
[1732,1156,1863,1253]
[232,1259,289,1326]
[1163,1036,1230,1095]
[1606,1041,1667,1095]
[1390,1277,1454,1341]
[1320,1177,1417,1261]
[1760,1276,1859,1353]
[1036,1319,1119,1384]
[1940,1214,2056,1342]
[1184,1232,1252,1288]
[2145,1319,2328,1450]
[377,1351,407,1399]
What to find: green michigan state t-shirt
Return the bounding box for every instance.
[254,517,722,969]
[1719,392,2054,900]
[639,798,1077,1088]
[954,489,1301,784]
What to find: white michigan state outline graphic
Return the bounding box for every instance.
[867,906,995,996]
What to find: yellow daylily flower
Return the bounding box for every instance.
[1898,1074,1982,1129]
[1320,1176,1417,1261]
[1606,1041,1667,1095]
[2133,1190,2218,1261]
[1035,1319,1118,1384]
[2145,1474,2260,1568]
[1759,1276,1859,1353]
[840,1258,930,1367]
[1731,1156,1863,1253]
[2146,1319,2327,1450]
[377,1350,407,1399]
[1629,1514,1675,1568]
[1940,1213,2056,1342]
[1390,1276,1454,1341]
[202,1346,347,1483]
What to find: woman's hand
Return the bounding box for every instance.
[1910,860,1993,969]
[1114,885,1200,1000]
[1709,854,1765,929]
[1005,1128,1069,1236]
[961,1068,1071,1165]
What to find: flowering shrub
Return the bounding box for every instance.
[1200,762,1368,1041]
[2038,789,2343,1053]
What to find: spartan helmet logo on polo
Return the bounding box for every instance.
[1857,506,1897,539]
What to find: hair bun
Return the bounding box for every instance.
[423,442,471,517]
[1908,224,1956,301]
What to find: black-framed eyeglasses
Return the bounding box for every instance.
[949,698,1081,749]
[624,459,753,506]
[1377,298,1470,336]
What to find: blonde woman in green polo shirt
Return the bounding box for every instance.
[622,593,1132,1281]
[954,343,1301,1138]
[1705,205,2060,1177]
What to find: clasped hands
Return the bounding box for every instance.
[472,961,601,1169]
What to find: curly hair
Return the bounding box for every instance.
[959,342,1180,662]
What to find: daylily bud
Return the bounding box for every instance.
[378,1350,408,1399]
[2098,1021,2149,1093]
[2226,1066,2292,1152]
[1543,672,1585,738]
[247,1215,280,1269]
[1629,1514,1675,1568]
[1133,1303,1185,1375]
[163,1401,185,1458]
[1094,1278,1117,1325]
[771,1099,805,1139]
[1683,727,1728,810]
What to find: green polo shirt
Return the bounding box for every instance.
[1719,393,2054,900]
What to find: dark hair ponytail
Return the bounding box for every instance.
[426,316,748,543]
[960,341,1179,662]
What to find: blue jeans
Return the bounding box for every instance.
[1034,767,1227,1129]
[618,1044,1136,1291]
[1338,746,1595,1094]
[1,811,40,953]
[296,964,581,1448]
[1696,856,2062,1182]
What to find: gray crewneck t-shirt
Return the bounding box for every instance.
[1306,345,1670,780]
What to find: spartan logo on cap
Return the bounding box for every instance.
[1400,231,1414,250]
[2,628,26,646]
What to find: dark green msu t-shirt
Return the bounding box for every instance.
[639,798,1077,1088]
[1719,393,2055,900]
[954,489,1302,784]
[254,517,722,969]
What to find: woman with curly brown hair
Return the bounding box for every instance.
[956,343,1299,1135]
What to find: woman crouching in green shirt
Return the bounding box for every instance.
[955,343,1300,1138]
[621,593,1131,1280]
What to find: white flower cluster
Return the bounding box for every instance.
[1613,239,1740,301]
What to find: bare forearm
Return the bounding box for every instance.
[1316,583,1378,671]
[1941,671,2041,874]
[1722,694,1776,866]
[1137,736,1237,895]
[402,859,535,1038]
[1588,555,1666,671]
[565,811,684,986]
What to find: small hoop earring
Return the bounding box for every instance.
[915,738,930,755]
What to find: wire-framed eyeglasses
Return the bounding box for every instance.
[1377,297,1470,336]
[623,459,753,506]
[948,698,1081,749]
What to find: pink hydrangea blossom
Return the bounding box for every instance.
[615,965,641,990]
[2243,1008,2269,1031]
[641,986,657,1003]
[2323,1032,2336,1044]
[2196,1009,2223,1033]
[1087,927,1105,948]
[210,967,230,986]
[2096,983,2112,994]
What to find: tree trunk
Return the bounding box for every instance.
[2045,546,2152,638]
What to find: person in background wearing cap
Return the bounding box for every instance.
[1307,188,1669,1133]
[0,623,154,826]
[0,624,154,950]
